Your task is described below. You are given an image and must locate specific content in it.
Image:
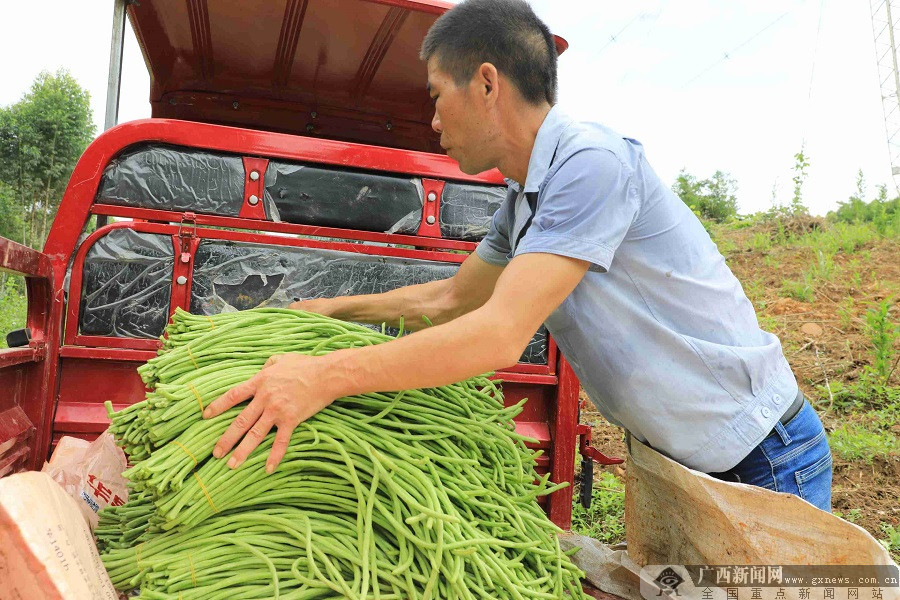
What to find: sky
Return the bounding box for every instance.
[0,0,892,217]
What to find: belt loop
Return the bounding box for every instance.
[774,421,792,446]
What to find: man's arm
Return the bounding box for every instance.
[289,250,505,331]
[204,251,589,473]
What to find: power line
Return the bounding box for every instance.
[802,0,827,143]
[681,10,794,88]
[807,0,827,105]
[596,11,650,55]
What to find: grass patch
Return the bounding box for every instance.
[0,277,27,349]
[797,222,877,254]
[828,423,899,463]
[833,507,863,524]
[571,471,626,545]
[750,231,772,252]
[758,315,781,334]
[880,523,900,562]
[781,274,815,302]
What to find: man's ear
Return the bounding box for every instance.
[477,62,500,106]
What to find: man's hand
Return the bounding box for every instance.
[203,353,337,474]
[288,298,335,316]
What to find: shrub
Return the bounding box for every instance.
[828,171,900,235]
[818,299,900,411]
[672,169,739,223]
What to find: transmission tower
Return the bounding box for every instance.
[871,0,900,193]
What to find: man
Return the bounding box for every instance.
[203,0,833,511]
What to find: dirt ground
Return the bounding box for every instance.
[580,226,900,548]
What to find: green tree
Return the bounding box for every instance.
[672,168,739,223]
[0,182,22,242]
[0,69,95,248]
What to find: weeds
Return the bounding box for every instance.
[743,278,767,311]
[791,149,810,215]
[818,299,900,410]
[782,273,816,302]
[810,250,835,282]
[838,296,855,329]
[865,299,899,383]
[751,232,772,252]
[847,259,863,290]
[833,507,863,523]
[828,423,899,463]
[880,523,900,562]
[0,277,27,349]
[570,471,626,545]
[758,315,781,334]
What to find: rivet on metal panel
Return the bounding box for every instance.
[176,276,188,285]
[249,170,260,181]
[386,121,393,131]
[311,111,318,119]
[427,191,437,202]
[232,101,239,109]
[180,253,190,264]
[169,97,177,106]
[248,195,259,206]
[306,123,315,132]
[426,215,436,225]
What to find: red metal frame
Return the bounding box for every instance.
[59,346,158,362]
[417,179,445,238]
[0,237,59,472]
[45,117,501,279]
[0,348,42,370]
[91,204,479,252]
[63,219,474,349]
[68,217,558,376]
[7,117,607,531]
[239,157,270,220]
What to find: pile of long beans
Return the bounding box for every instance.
[99,308,589,599]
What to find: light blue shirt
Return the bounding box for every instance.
[476,105,798,473]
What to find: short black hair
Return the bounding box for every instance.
[420,0,558,106]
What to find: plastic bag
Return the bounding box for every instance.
[41,431,128,530]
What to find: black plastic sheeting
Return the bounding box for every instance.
[264,163,423,234]
[96,144,246,216]
[190,240,549,365]
[94,144,508,241]
[79,229,174,338]
[440,182,507,241]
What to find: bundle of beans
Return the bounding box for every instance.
[99,308,589,599]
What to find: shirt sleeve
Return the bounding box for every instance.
[514,148,639,273]
[474,191,514,267]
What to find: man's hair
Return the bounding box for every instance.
[420,0,558,105]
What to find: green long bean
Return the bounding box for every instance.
[100,308,588,599]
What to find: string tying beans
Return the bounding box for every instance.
[99,308,589,599]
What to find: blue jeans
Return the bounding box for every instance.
[708,398,833,512]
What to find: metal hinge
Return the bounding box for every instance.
[576,400,624,509]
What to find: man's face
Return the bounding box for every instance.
[426,58,498,175]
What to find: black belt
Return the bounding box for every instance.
[778,389,805,426]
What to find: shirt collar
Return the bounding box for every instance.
[506,105,573,194]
